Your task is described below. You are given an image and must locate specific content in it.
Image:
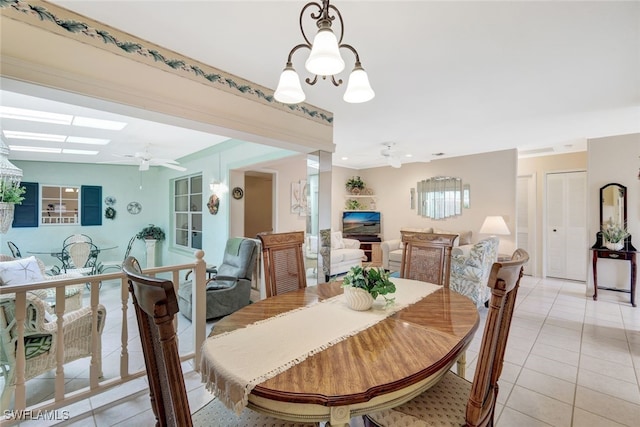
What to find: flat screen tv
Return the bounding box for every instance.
[342,211,381,236]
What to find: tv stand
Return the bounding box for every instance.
[345,235,382,266]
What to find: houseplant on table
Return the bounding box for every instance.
[0,181,26,234]
[342,265,396,310]
[601,219,629,251]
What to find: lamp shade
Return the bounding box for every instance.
[274,66,306,104]
[343,65,375,103]
[305,27,345,76]
[479,216,510,235]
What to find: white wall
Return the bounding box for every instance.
[586,133,640,295]
[333,150,518,256]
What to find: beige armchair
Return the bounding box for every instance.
[0,291,106,409]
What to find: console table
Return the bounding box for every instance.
[591,248,637,307]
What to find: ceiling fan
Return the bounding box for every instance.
[380,143,404,168]
[111,148,187,172]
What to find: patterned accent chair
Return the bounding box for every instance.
[449,237,500,308]
[0,291,106,409]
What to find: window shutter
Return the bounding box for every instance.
[81,185,102,226]
[12,182,39,228]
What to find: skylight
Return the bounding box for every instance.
[9,145,62,153]
[3,130,66,142]
[0,106,73,125]
[62,148,99,155]
[72,116,127,130]
[66,136,110,145]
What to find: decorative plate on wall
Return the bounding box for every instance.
[127,201,142,215]
[104,196,116,206]
[232,187,244,200]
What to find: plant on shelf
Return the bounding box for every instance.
[136,224,165,241]
[345,199,361,210]
[342,265,396,303]
[601,219,629,244]
[345,176,365,195]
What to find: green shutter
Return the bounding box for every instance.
[13,182,39,228]
[81,185,102,226]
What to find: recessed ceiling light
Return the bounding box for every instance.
[8,145,62,153]
[62,148,99,155]
[3,130,66,142]
[405,154,413,158]
[341,156,349,160]
[72,116,127,130]
[0,106,73,125]
[66,136,110,145]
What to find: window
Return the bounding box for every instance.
[174,175,202,250]
[41,185,80,225]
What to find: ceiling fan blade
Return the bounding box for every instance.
[149,158,179,165]
[159,163,187,171]
[388,156,402,168]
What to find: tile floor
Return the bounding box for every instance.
[7,275,640,426]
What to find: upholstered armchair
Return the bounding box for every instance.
[449,237,499,308]
[178,237,258,320]
[0,291,106,409]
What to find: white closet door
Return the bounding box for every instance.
[546,171,587,281]
[517,175,536,276]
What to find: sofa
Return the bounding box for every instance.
[381,228,474,272]
[449,237,499,308]
[306,231,364,278]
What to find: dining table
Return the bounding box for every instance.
[28,245,118,272]
[201,278,480,426]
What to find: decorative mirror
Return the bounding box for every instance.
[600,183,626,228]
[594,182,635,250]
[417,176,463,219]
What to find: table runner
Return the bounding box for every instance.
[200,278,440,414]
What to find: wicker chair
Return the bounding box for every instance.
[0,290,106,409]
[364,249,529,427]
[0,255,84,311]
[257,231,307,298]
[399,231,458,286]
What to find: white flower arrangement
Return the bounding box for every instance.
[601,219,629,244]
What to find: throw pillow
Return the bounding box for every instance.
[0,256,45,285]
[331,231,345,249]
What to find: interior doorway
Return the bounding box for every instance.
[244,171,274,238]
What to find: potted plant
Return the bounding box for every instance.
[0,182,26,234]
[136,224,166,241]
[342,265,396,310]
[601,219,629,250]
[345,176,365,195]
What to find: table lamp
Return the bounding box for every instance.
[479,215,511,237]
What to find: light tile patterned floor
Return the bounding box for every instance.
[8,275,640,426]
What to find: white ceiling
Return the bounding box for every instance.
[3,1,639,170]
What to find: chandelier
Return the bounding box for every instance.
[274,0,375,104]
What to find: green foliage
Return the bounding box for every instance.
[345,199,361,210]
[342,265,396,302]
[136,224,165,241]
[345,176,365,191]
[601,219,629,243]
[0,182,26,204]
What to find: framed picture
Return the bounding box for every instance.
[291,180,308,216]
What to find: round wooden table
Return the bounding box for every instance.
[208,281,479,426]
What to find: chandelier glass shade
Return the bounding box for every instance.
[274,0,374,105]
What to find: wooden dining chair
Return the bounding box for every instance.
[257,231,307,298]
[364,249,530,427]
[122,256,317,427]
[400,231,458,286]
